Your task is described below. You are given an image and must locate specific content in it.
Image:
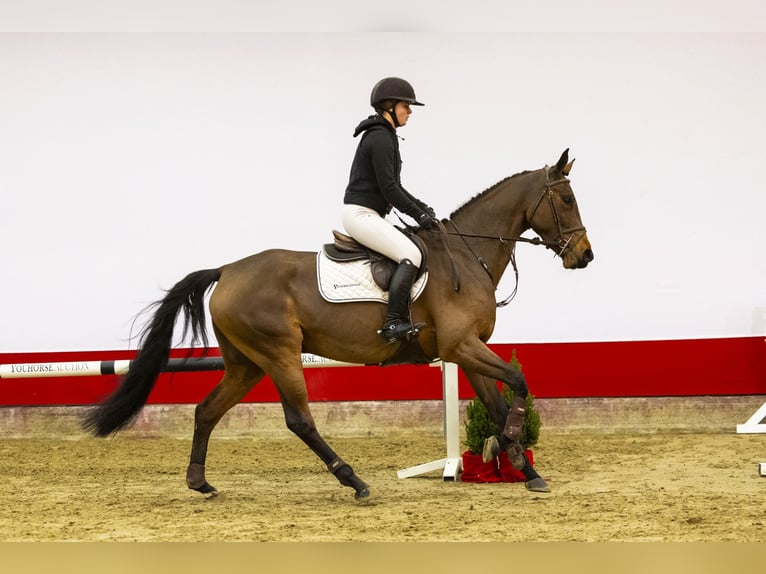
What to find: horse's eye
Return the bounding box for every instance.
[562,195,575,206]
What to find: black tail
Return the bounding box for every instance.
[82,268,221,436]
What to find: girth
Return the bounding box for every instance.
[323,230,427,291]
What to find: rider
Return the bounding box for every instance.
[342,77,440,343]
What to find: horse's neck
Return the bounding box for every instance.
[450,174,535,286]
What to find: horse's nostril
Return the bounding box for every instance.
[583,249,594,263]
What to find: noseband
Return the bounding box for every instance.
[527,166,587,259]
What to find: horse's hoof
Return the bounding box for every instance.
[353,486,378,505]
[525,477,550,493]
[190,481,218,496]
[482,435,501,463]
[355,487,370,499]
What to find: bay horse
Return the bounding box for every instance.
[83,149,593,499]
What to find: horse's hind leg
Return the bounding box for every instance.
[186,359,265,495]
[271,363,371,501]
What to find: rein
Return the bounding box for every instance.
[445,220,521,307]
[444,230,559,248]
[436,220,461,293]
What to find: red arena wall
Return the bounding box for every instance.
[1,337,764,406]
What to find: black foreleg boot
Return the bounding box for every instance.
[482,396,526,468]
[328,456,371,500]
[379,258,422,343]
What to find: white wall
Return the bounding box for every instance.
[2,9,765,351]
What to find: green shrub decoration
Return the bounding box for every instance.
[463,349,542,454]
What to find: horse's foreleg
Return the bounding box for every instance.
[445,337,529,432]
[446,337,529,396]
[274,368,371,501]
[187,364,264,495]
[461,361,550,493]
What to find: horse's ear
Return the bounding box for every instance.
[555,148,570,174]
[563,158,575,176]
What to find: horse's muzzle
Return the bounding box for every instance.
[562,235,594,269]
[577,248,594,269]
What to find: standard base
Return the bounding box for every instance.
[396,457,463,481]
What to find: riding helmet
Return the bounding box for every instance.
[370,77,425,107]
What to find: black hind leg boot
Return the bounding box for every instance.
[379,259,420,343]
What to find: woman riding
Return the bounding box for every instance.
[342,77,440,344]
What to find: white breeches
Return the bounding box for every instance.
[341,204,422,268]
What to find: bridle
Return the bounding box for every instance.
[526,166,587,258]
[444,166,587,307]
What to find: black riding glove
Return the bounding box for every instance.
[417,211,440,231]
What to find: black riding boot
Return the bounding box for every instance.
[379,258,420,343]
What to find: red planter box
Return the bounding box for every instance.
[461,450,535,483]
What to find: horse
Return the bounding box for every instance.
[83,149,593,500]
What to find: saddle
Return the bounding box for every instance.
[323,230,427,291]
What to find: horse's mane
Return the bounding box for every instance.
[449,169,535,219]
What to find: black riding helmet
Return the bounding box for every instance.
[370,77,424,127]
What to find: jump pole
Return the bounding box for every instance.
[0,354,463,481]
[0,354,360,379]
[0,357,226,378]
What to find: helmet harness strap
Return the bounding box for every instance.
[388,101,402,128]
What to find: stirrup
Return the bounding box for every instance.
[378,321,425,343]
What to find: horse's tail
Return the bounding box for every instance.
[82,268,222,437]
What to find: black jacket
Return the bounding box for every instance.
[344,115,431,220]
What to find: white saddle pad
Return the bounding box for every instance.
[316,251,428,304]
